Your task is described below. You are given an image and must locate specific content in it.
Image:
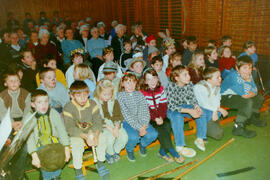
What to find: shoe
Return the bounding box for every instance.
[194,138,205,151]
[176,146,196,158]
[158,153,174,163]
[232,123,257,138]
[203,138,208,144]
[126,151,136,162]
[174,156,185,164]
[96,161,110,180]
[105,153,114,165]
[139,145,147,157]
[246,114,267,127]
[113,153,120,162]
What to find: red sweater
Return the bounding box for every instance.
[218,57,236,72]
[140,86,167,121]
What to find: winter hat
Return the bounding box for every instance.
[146,35,155,44]
[103,61,118,73]
[127,57,146,70]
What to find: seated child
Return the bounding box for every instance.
[221,55,266,138]
[162,38,176,72]
[204,46,218,68]
[120,40,133,72]
[148,46,160,64]
[38,68,69,113]
[117,73,158,162]
[74,64,96,99]
[207,39,217,47]
[25,89,70,180]
[63,81,108,180]
[127,57,146,78]
[166,65,201,157]
[140,69,184,163]
[93,79,128,164]
[36,56,67,87]
[193,67,228,150]
[143,35,157,67]
[218,35,232,56]
[0,71,31,180]
[166,52,182,77]
[182,36,198,66]
[151,56,169,88]
[97,47,122,82]
[218,46,236,79]
[188,52,205,84]
[102,61,121,96]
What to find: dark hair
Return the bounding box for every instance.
[187,36,197,45]
[119,72,139,92]
[70,80,89,95]
[151,55,163,65]
[236,55,253,69]
[31,89,48,102]
[3,70,20,83]
[204,46,216,58]
[39,67,55,80]
[140,68,161,91]
[243,40,255,50]
[208,39,217,47]
[42,55,57,66]
[221,35,232,44]
[123,40,131,46]
[203,67,220,80]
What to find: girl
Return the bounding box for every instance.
[218,46,236,79]
[162,38,176,72]
[166,65,202,157]
[117,73,158,162]
[166,52,182,77]
[93,79,128,164]
[73,64,96,99]
[140,69,184,163]
[204,46,218,68]
[188,52,205,84]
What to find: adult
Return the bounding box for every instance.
[51,26,65,55]
[78,25,90,51]
[6,12,19,32]
[38,11,50,26]
[22,12,36,33]
[26,31,39,50]
[98,22,110,45]
[9,32,22,63]
[130,24,146,50]
[111,24,126,62]
[52,11,63,25]
[110,20,118,38]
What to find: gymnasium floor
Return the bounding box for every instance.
[26,110,270,180]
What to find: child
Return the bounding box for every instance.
[166,65,201,157]
[193,67,228,150]
[117,73,158,162]
[188,52,205,84]
[166,52,182,77]
[120,41,133,72]
[127,57,146,78]
[218,46,236,79]
[204,46,218,68]
[207,40,217,47]
[140,69,184,163]
[143,35,157,67]
[97,47,122,82]
[148,46,160,64]
[102,61,121,96]
[25,89,70,180]
[36,56,67,87]
[74,64,96,99]
[162,38,176,72]
[63,81,108,180]
[221,55,266,138]
[218,35,232,55]
[151,56,169,88]
[182,36,198,66]
[38,68,69,113]
[93,79,128,164]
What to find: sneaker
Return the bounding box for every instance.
[232,123,257,138]
[113,153,120,162]
[126,151,136,162]
[139,145,147,157]
[246,114,267,127]
[105,154,114,165]
[194,138,205,151]
[203,138,208,143]
[176,146,196,158]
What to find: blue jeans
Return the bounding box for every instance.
[123,121,158,153]
[167,105,194,147]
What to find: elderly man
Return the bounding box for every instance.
[111,24,126,62]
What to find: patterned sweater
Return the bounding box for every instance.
[117,91,150,131]
[166,82,199,112]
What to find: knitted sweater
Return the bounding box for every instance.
[218,57,236,72]
[140,86,167,121]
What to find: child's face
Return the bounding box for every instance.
[30,33,38,42]
[71,91,90,106]
[188,42,197,52]
[22,52,34,66]
[247,45,256,54]
[104,72,116,81]
[45,60,57,70]
[150,51,159,59]
[100,88,113,102]
[131,61,144,75]
[72,55,83,65]
[104,52,114,62]
[122,79,136,93]
[151,61,163,73]
[145,73,159,89]
[172,58,182,67]
[41,71,56,90]
[209,49,218,60]
[207,71,222,87]
[182,40,188,49]
[5,75,20,92]
[223,39,232,47]
[175,69,190,85]
[166,45,176,55]
[236,64,252,81]
[195,55,205,67]
[124,43,132,53]
[148,40,156,47]
[222,47,231,58]
[31,95,49,114]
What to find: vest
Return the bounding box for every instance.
[0,88,29,111]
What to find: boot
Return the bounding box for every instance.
[232,123,257,138]
[246,113,267,127]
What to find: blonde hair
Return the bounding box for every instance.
[188,51,205,76]
[94,79,115,100]
[74,64,94,81]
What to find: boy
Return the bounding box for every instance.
[204,46,218,68]
[218,35,232,55]
[25,89,70,180]
[120,41,133,72]
[127,57,146,78]
[38,68,69,113]
[103,61,121,96]
[63,81,108,180]
[143,35,157,67]
[221,55,266,138]
[193,67,228,150]
[182,36,199,66]
[151,56,169,88]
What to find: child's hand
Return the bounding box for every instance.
[156,117,163,125]
[139,125,147,137]
[80,133,88,140]
[195,106,202,116]
[219,108,228,117]
[12,121,22,132]
[189,109,201,119]
[212,111,219,121]
[31,152,41,168]
[113,127,119,138]
[242,91,255,99]
[64,146,70,162]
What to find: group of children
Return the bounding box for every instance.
[0,19,267,180]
